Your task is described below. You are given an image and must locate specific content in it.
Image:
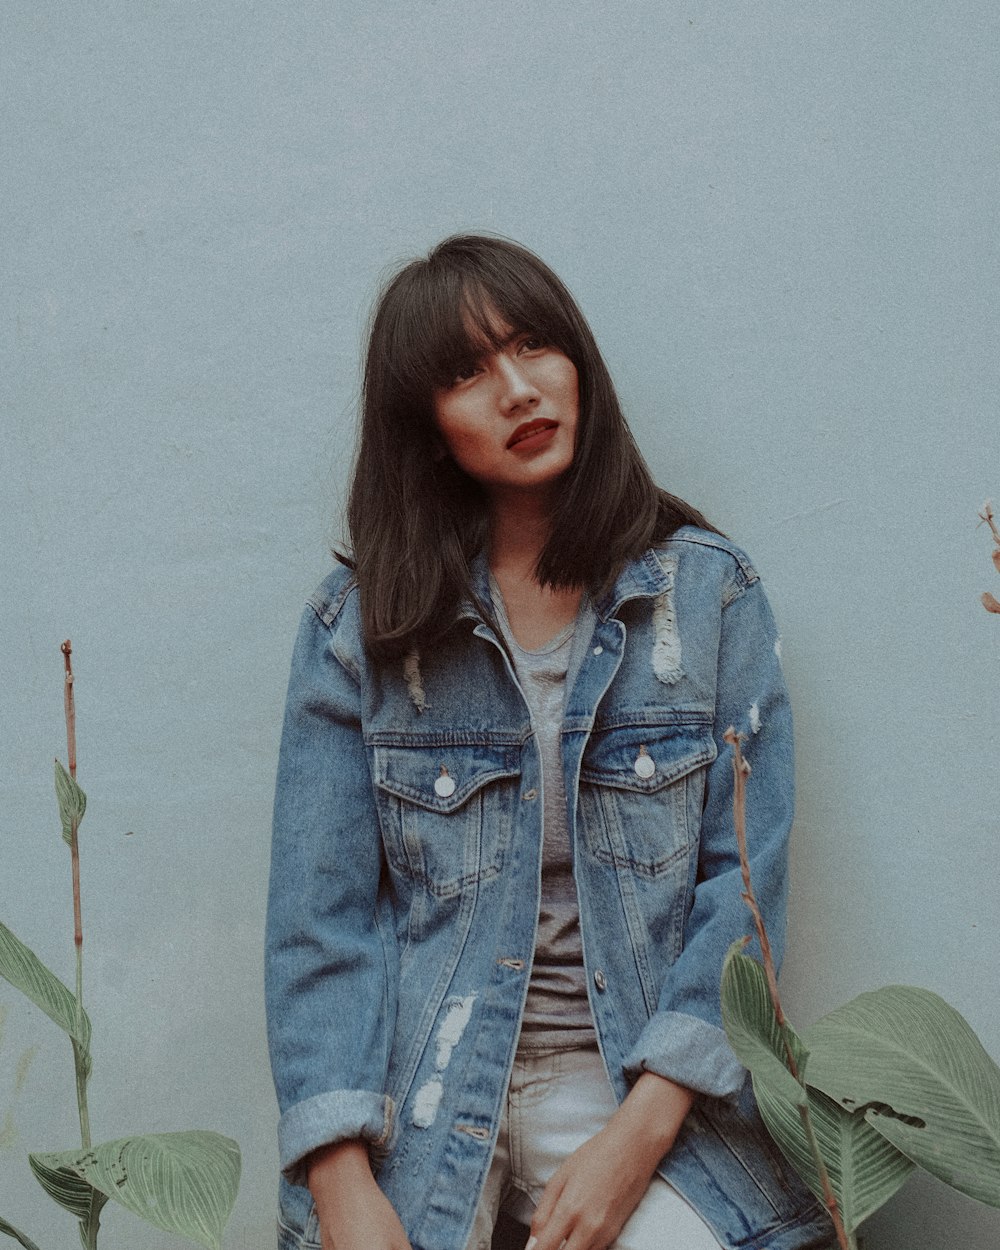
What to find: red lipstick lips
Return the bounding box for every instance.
[507,419,558,449]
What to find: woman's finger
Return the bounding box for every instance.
[530,1167,566,1233]
[527,1180,579,1250]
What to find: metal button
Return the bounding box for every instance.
[593,969,607,992]
[434,770,456,798]
[592,645,603,656]
[633,748,655,780]
[522,788,538,801]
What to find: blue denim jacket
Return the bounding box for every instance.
[266,526,833,1250]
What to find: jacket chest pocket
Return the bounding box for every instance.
[372,743,521,898]
[578,722,716,878]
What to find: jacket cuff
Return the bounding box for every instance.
[622,1012,746,1099]
[278,1089,395,1186]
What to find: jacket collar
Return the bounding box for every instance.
[592,548,673,620]
[455,552,498,626]
[456,548,672,626]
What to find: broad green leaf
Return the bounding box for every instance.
[0,1215,45,1250]
[720,943,807,1108]
[0,922,91,1054]
[30,1131,241,1250]
[721,945,913,1232]
[754,1080,913,1233]
[28,1153,107,1226]
[804,985,1000,1207]
[54,760,86,846]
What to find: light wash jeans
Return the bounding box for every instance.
[464,1044,721,1250]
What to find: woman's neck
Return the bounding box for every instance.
[487,490,552,582]
[487,490,582,650]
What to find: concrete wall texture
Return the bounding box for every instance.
[3,3,998,1247]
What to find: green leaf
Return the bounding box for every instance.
[0,922,91,1054]
[0,1215,45,1250]
[720,943,807,1107]
[754,1080,913,1233]
[721,944,913,1233]
[804,985,1000,1207]
[28,1153,107,1225]
[54,760,86,846]
[30,1132,241,1250]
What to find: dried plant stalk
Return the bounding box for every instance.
[978,501,1000,613]
[724,727,852,1250]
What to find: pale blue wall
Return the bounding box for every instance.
[3,4,998,1247]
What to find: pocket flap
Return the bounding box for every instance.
[373,743,521,813]
[580,722,716,793]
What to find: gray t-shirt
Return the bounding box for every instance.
[491,582,598,1050]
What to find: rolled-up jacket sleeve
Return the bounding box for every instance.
[265,597,396,1185]
[623,568,793,1099]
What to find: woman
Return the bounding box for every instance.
[265,235,833,1250]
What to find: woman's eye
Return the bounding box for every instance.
[520,335,546,353]
[451,362,480,384]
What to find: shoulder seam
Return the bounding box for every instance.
[307,569,359,631]
[664,528,760,591]
[305,570,363,684]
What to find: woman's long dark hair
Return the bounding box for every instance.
[345,234,717,659]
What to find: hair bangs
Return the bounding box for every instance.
[374,267,474,401]
[446,248,582,367]
[457,271,575,355]
[380,257,578,402]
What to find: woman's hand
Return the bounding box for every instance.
[306,1141,413,1250]
[526,1074,696,1250]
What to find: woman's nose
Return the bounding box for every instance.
[496,356,540,410]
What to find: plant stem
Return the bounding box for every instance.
[72,1038,91,1150]
[724,727,852,1250]
[61,641,91,1151]
[80,1199,100,1250]
[61,641,77,780]
[62,642,98,1250]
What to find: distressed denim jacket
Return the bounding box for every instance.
[265,526,833,1250]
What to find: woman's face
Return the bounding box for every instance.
[431,308,579,503]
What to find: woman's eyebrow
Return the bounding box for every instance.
[486,326,528,351]
[456,319,529,365]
